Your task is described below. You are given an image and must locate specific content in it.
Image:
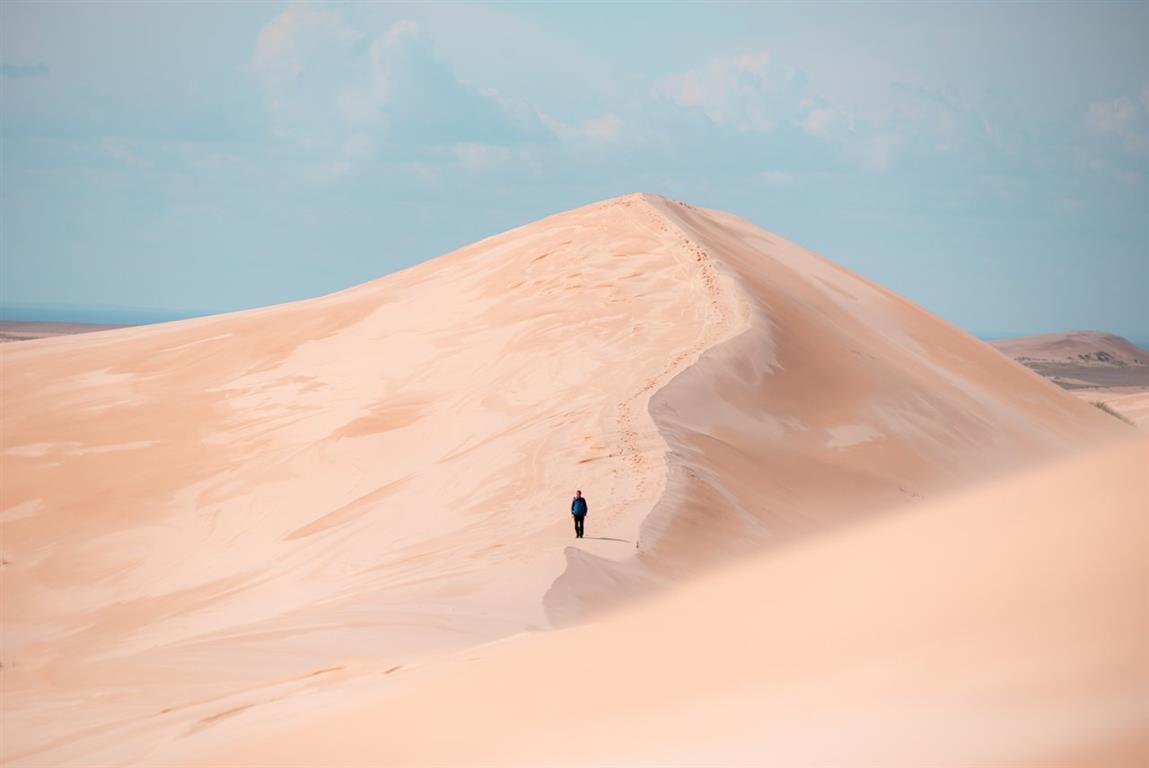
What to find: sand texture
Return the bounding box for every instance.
[1074,389,1149,429]
[174,435,1149,768]
[0,194,1132,766]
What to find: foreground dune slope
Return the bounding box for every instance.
[1075,390,1149,429]
[546,197,1125,619]
[172,436,1149,768]
[0,194,1125,765]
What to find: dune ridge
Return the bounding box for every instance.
[1,194,751,765]
[544,196,1122,623]
[0,194,1127,766]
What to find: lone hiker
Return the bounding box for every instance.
[571,490,588,538]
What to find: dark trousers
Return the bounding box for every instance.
[573,514,585,538]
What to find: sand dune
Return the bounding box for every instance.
[990,331,1149,391]
[0,194,1128,766]
[990,331,1148,368]
[171,435,1149,768]
[0,321,136,344]
[1075,390,1149,429]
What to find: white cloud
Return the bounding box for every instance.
[103,138,150,168]
[1087,88,1149,156]
[662,50,799,133]
[185,150,244,172]
[540,112,623,143]
[342,132,375,160]
[251,11,543,179]
[1087,97,1138,136]
[800,104,854,138]
[333,21,420,128]
[663,51,909,173]
[450,142,513,171]
[759,170,794,185]
[383,19,420,47]
[850,132,900,174]
[578,114,622,142]
[1087,157,1142,185]
[252,2,361,83]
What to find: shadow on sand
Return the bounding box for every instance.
[581,536,631,544]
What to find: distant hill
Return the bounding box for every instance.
[990,331,1148,368]
[0,321,135,344]
[989,331,1149,393]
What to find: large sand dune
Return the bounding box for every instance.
[0,194,1128,765]
[173,435,1149,768]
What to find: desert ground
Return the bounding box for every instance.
[1,194,1143,766]
[174,436,1149,768]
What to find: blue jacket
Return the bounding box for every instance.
[571,497,588,516]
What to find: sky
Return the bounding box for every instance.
[1,1,1146,339]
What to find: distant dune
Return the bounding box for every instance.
[990,330,1148,368]
[0,194,1131,766]
[0,321,134,344]
[990,331,1149,391]
[990,332,1149,427]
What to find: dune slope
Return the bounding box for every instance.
[545,197,1123,620]
[0,194,1125,765]
[171,436,1149,768]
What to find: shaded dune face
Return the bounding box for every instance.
[2,195,747,764]
[0,194,1125,766]
[543,197,1122,621]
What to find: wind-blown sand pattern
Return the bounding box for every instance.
[1074,389,1149,429]
[0,194,1132,766]
[174,436,1149,768]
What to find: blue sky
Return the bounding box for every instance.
[1,1,1146,339]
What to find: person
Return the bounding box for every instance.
[571,490,588,538]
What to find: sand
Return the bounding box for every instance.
[1074,389,1149,429]
[0,194,1131,766]
[990,332,1149,391]
[989,331,1149,368]
[990,332,1149,424]
[172,435,1149,768]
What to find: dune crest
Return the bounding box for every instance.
[0,194,1125,765]
[545,195,1123,622]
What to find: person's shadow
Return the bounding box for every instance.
[581,536,631,543]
